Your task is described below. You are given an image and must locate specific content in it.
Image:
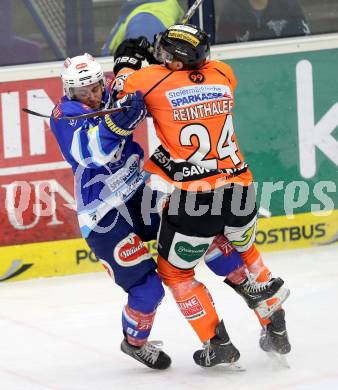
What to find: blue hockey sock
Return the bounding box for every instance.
[122,270,164,346]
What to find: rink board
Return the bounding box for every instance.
[0,210,336,283]
[1,35,337,249]
[0,34,337,283]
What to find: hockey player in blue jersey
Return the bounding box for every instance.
[50,52,289,370]
[50,53,174,370]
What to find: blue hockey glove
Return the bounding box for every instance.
[104,91,147,137]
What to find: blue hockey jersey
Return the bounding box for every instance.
[50,88,146,238]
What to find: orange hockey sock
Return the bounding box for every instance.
[240,245,271,282]
[158,255,219,343]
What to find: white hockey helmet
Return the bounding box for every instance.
[61,53,105,99]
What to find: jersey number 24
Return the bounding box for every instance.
[180,115,240,169]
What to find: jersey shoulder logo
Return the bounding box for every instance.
[52,104,62,120]
[189,71,205,84]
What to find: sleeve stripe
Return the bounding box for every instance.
[104,115,133,137]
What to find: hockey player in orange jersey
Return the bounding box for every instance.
[113,25,291,367]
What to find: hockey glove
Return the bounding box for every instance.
[113,37,151,75]
[104,91,147,137]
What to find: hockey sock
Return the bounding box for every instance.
[239,245,271,282]
[122,305,156,346]
[123,270,164,346]
[158,255,219,343]
[172,280,220,343]
[205,234,246,282]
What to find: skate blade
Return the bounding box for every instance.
[256,288,290,319]
[223,360,246,372]
[203,360,246,372]
[265,351,290,369]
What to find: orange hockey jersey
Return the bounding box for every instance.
[121,60,253,190]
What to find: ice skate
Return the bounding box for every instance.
[193,320,243,370]
[120,338,171,370]
[225,277,290,318]
[259,309,291,368]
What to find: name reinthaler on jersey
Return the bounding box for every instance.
[167,84,234,121]
[173,98,234,121]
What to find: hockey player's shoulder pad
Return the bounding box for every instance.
[113,68,135,95]
[51,96,70,120]
[204,60,237,89]
[121,65,169,95]
[123,64,166,80]
[50,98,94,125]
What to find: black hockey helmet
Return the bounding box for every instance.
[153,24,210,69]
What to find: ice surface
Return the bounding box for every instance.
[1,245,337,390]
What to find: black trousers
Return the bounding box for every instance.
[158,183,257,267]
